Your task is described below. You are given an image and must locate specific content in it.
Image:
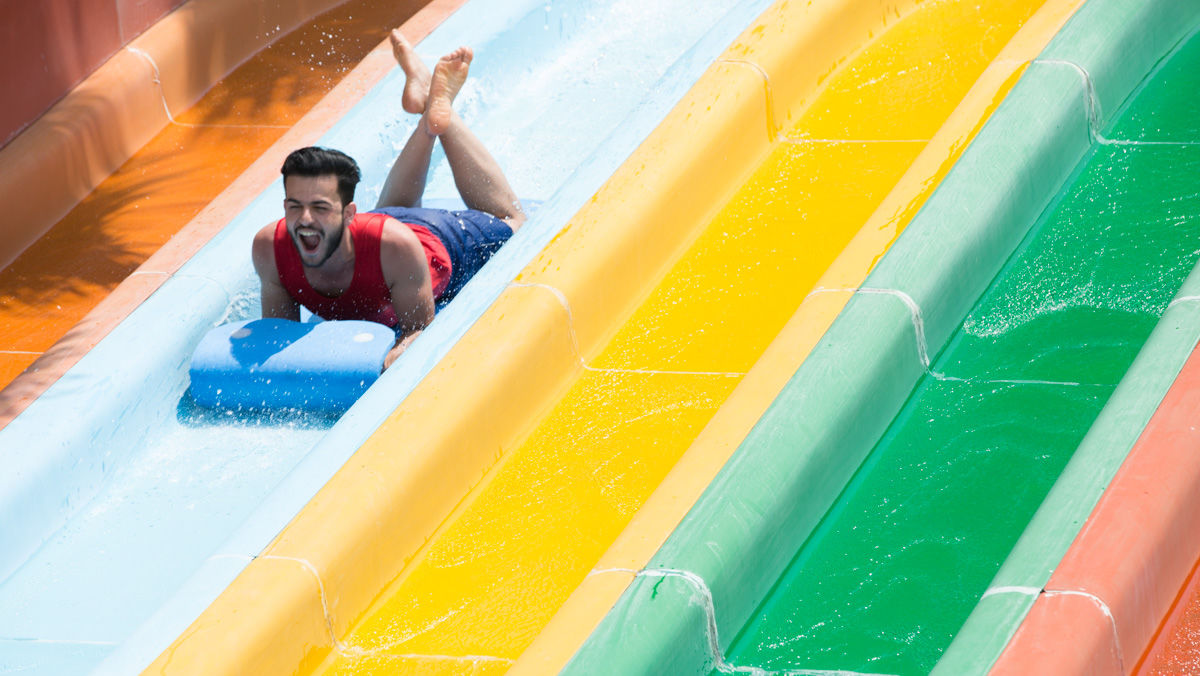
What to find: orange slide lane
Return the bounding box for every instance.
[1142,561,1200,673]
[991,338,1200,674]
[0,0,454,425]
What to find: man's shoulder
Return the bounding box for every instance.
[374,216,428,285]
[253,221,281,249]
[252,221,281,271]
[254,220,280,239]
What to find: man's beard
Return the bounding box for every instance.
[296,217,347,268]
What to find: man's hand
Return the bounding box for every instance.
[383,329,423,369]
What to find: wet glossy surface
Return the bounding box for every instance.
[0,0,427,390]
[724,29,1200,676]
[326,371,740,673]
[1109,30,1200,143]
[1144,562,1200,674]
[1153,631,1200,675]
[0,2,428,674]
[314,0,1042,672]
[2,0,793,673]
[1127,30,1200,676]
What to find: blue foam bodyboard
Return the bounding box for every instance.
[188,319,395,411]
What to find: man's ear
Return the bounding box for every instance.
[344,201,358,221]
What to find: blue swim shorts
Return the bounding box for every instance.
[370,205,514,306]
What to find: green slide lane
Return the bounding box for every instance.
[1109,33,1200,142]
[721,23,1200,676]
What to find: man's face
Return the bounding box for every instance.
[283,174,353,268]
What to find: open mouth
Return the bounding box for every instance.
[295,227,322,254]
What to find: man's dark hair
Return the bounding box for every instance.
[281,146,361,206]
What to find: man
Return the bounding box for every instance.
[253,31,525,369]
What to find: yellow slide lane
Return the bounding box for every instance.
[145,0,1081,674]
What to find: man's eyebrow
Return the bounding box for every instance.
[284,197,334,206]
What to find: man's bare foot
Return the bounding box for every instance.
[424,46,472,136]
[390,29,430,115]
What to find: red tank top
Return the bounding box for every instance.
[273,212,452,327]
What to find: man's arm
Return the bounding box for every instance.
[379,219,437,369]
[252,224,301,320]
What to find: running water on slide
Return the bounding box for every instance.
[718,30,1200,673]
[143,0,1085,673]
[1039,28,1200,676]
[564,2,1200,675]
[0,1,777,674]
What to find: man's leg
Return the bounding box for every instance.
[425,48,526,231]
[376,30,436,209]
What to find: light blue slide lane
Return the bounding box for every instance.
[0,1,775,674]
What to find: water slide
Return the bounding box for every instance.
[134,0,1088,673]
[985,17,1200,676]
[561,1,1200,674]
[0,0,780,673]
[0,0,443,408]
[5,0,1194,675]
